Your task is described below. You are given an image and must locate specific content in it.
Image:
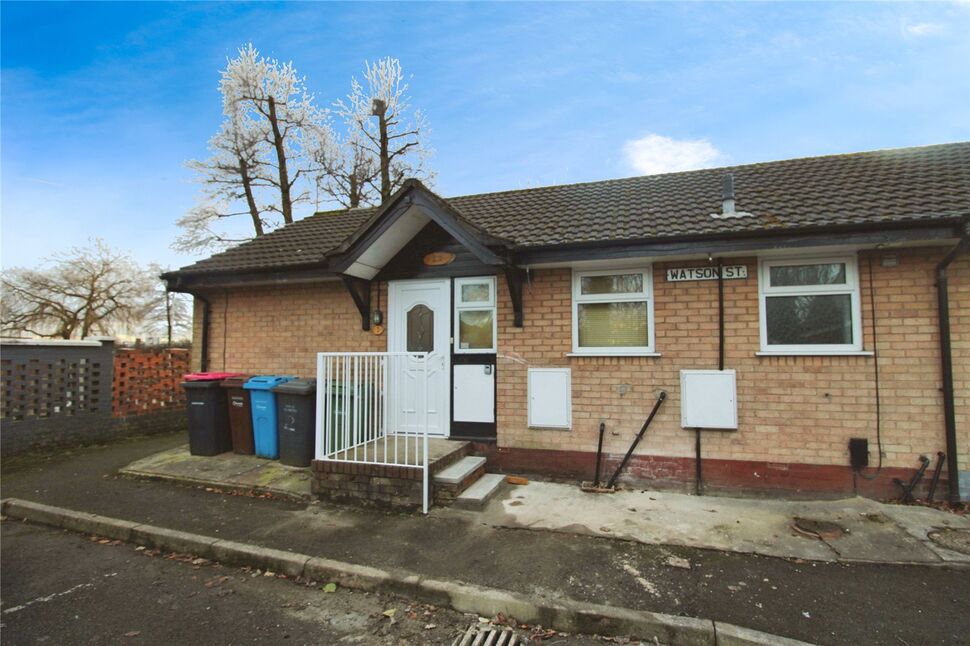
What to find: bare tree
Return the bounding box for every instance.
[307,124,378,209]
[140,266,193,346]
[336,57,434,204]
[1,240,156,340]
[176,115,271,253]
[221,43,322,224]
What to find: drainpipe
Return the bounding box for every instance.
[188,291,212,373]
[937,224,969,503]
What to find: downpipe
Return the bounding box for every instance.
[936,224,969,503]
[189,291,212,373]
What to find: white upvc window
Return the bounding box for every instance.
[571,267,655,355]
[453,276,497,354]
[758,256,863,354]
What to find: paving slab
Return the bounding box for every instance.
[473,481,970,565]
[120,444,311,501]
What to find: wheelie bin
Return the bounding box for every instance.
[221,375,254,455]
[273,378,317,467]
[181,372,244,456]
[244,375,294,459]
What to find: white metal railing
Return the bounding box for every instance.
[315,352,430,513]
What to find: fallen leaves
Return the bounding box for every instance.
[322,582,337,593]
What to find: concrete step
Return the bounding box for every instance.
[454,473,506,511]
[433,456,486,485]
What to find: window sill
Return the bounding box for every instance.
[755,351,874,357]
[567,352,662,358]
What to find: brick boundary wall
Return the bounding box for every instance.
[113,348,190,416]
[1,341,190,460]
[1,409,187,459]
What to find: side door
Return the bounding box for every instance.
[451,276,497,441]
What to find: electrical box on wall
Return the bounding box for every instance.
[527,368,572,429]
[680,370,738,430]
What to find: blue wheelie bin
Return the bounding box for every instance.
[244,375,294,458]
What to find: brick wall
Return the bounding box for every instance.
[193,280,386,377]
[113,348,190,416]
[191,246,969,497]
[1,409,186,459]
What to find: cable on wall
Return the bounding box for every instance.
[222,291,229,371]
[857,254,883,480]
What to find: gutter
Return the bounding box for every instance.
[936,220,970,503]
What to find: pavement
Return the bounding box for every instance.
[3,432,970,645]
[2,521,607,646]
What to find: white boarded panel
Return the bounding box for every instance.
[528,368,571,429]
[453,364,495,423]
[680,369,737,430]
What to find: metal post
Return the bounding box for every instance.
[422,354,429,514]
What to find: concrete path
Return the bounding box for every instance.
[123,444,970,567]
[474,481,970,565]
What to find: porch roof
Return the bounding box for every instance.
[164,142,970,284]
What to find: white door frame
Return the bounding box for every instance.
[387,279,451,437]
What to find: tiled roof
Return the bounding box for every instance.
[169,142,970,277]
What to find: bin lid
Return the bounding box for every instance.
[220,375,253,388]
[184,371,245,382]
[243,375,295,391]
[272,378,317,395]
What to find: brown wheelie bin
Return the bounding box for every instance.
[221,375,254,454]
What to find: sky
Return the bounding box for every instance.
[2,1,968,272]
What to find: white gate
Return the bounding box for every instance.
[315,352,430,512]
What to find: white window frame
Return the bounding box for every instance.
[571,267,655,356]
[758,255,863,355]
[453,276,497,354]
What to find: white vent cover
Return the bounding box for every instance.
[680,369,737,430]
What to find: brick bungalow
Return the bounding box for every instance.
[163,142,970,503]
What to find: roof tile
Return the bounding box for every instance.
[170,142,970,276]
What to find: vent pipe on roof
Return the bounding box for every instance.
[710,173,752,219]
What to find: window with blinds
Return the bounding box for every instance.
[572,268,654,354]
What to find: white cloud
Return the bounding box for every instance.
[622,134,723,175]
[904,22,944,37]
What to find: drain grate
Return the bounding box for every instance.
[452,622,520,646]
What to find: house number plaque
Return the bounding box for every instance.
[423,252,456,267]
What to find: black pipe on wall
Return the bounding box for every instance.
[190,292,212,373]
[936,229,968,503]
[696,258,727,496]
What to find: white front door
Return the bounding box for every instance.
[388,279,450,437]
